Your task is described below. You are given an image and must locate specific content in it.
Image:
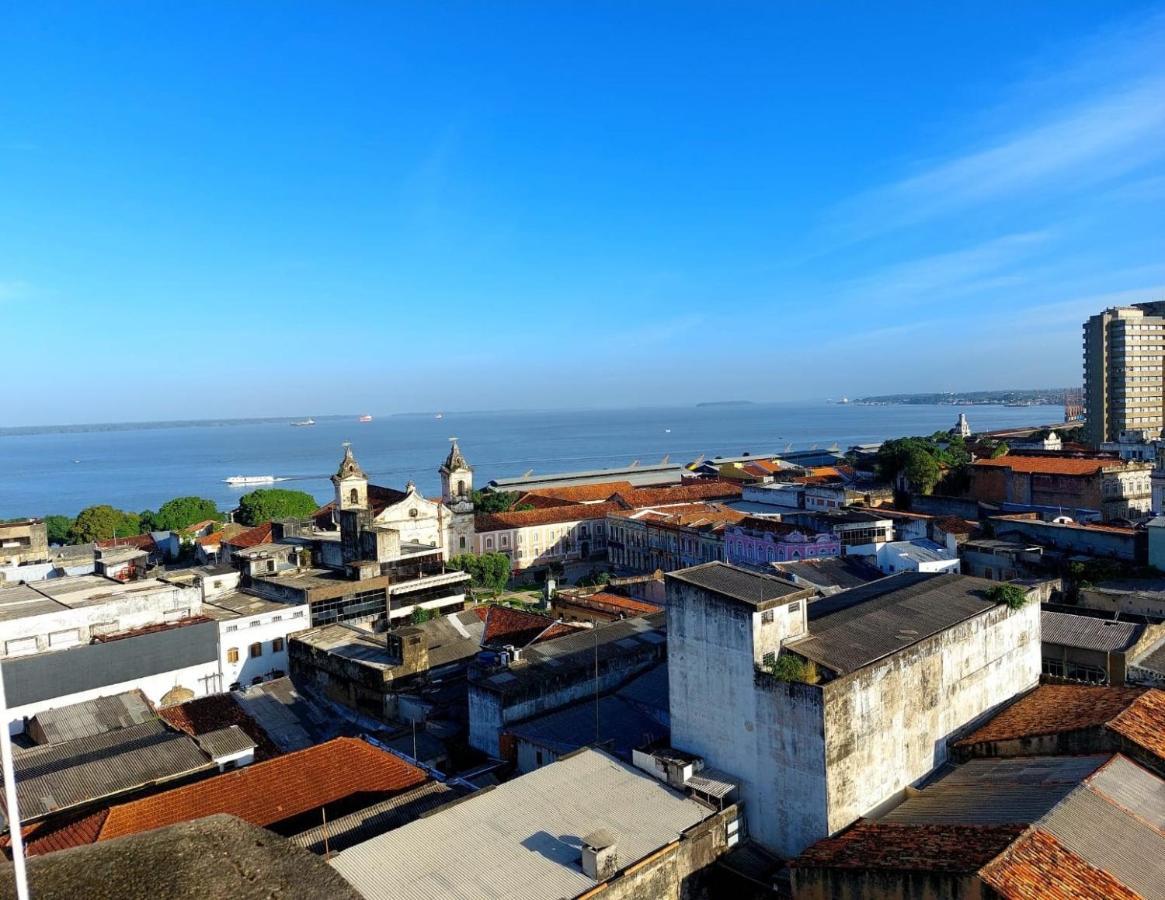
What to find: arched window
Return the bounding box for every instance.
[349,488,358,504]
[459,536,466,549]
[457,479,466,496]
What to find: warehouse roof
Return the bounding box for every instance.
[330,748,715,900]
[28,690,154,744]
[1041,609,1144,652]
[787,573,1003,676]
[667,561,809,608]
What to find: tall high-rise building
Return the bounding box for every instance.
[1082,301,1165,447]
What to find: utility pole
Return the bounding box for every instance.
[0,665,30,900]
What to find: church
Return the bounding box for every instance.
[318,439,476,563]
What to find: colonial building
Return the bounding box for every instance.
[607,502,744,574]
[970,452,1153,520]
[724,516,841,567]
[439,439,476,558]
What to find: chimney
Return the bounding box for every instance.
[581,830,618,881]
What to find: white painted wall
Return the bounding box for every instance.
[218,604,310,690]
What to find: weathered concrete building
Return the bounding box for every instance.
[990,513,1146,564]
[971,453,1153,520]
[467,613,666,758]
[0,518,49,568]
[666,563,1041,857]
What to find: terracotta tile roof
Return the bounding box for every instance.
[613,502,745,532]
[18,810,110,858]
[224,521,274,549]
[934,515,977,535]
[512,493,579,509]
[195,523,243,547]
[521,481,636,503]
[790,820,1024,873]
[181,519,219,535]
[615,481,743,507]
[96,737,427,842]
[953,685,1153,748]
[481,605,581,647]
[973,455,1116,477]
[96,533,157,551]
[159,694,281,762]
[475,501,623,532]
[1108,688,1165,761]
[558,592,662,618]
[980,828,1141,900]
[312,484,417,525]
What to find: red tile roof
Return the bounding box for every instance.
[520,481,636,503]
[980,828,1141,900]
[613,502,745,532]
[557,592,662,618]
[481,605,581,647]
[223,521,274,549]
[934,515,977,535]
[1108,688,1165,761]
[96,737,426,842]
[158,694,281,762]
[181,519,219,535]
[973,456,1116,477]
[512,493,579,510]
[790,820,1024,873]
[475,501,623,532]
[953,685,1158,752]
[96,533,157,551]
[17,810,109,858]
[615,481,743,507]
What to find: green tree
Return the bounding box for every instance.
[147,496,221,532]
[450,552,512,594]
[988,583,1030,611]
[44,515,74,545]
[69,505,141,543]
[472,490,520,514]
[990,442,1010,458]
[236,489,319,526]
[904,450,942,495]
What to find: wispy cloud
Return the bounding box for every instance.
[823,13,1165,242]
[827,231,1050,307]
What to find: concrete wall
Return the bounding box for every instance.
[218,604,309,689]
[790,868,990,900]
[667,579,827,856]
[992,517,1145,564]
[821,600,1041,835]
[577,805,741,900]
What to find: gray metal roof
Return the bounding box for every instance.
[1,619,218,708]
[289,780,458,856]
[28,690,155,744]
[487,463,683,492]
[667,562,806,608]
[8,720,214,823]
[686,768,738,800]
[773,557,885,591]
[614,663,668,713]
[195,725,257,759]
[1038,764,1165,900]
[881,755,1108,826]
[234,677,343,753]
[1041,609,1143,652]
[330,748,715,900]
[1087,755,1165,831]
[787,573,1002,676]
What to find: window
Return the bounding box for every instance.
[225,624,238,633]
[457,479,465,496]
[227,647,239,663]
[272,637,284,652]
[349,488,358,504]
[49,629,82,649]
[249,642,262,659]
[761,610,774,624]
[788,602,801,615]
[250,619,261,627]
[266,560,276,573]
[459,536,466,549]
[5,637,38,657]
[486,537,494,549]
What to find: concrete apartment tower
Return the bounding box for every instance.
[439,439,475,557]
[1083,301,1165,447]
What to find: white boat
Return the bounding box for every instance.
[291,417,316,427]
[223,475,283,485]
[359,414,373,423]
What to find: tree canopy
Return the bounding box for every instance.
[236,488,320,525]
[876,434,971,496]
[43,514,74,545]
[471,490,535,514]
[69,505,141,543]
[143,496,221,532]
[449,552,512,593]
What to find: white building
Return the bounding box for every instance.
[202,592,311,691]
[665,563,1040,857]
[869,539,961,575]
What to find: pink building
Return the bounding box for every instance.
[725,517,841,566]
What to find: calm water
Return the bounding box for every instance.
[0,403,1064,517]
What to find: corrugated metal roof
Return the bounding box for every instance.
[667,562,805,607]
[1041,610,1142,652]
[289,781,458,856]
[787,573,1002,675]
[8,720,214,823]
[195,725,256,759]
[1088,755,1165,831]
[1038,778,1165,900]
[615,664,668,713]
[329,748,715,900]
[507,694,667,759]
[881,756,1108,826]
[29,690,155,744]
[686,768,737,799]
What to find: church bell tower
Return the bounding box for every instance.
[439,439,475,557]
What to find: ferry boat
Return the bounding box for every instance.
[223,475,284,485]
[358,414,373,422]
[291,417,316,427]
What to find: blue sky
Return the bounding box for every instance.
[2,2,1164,425]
